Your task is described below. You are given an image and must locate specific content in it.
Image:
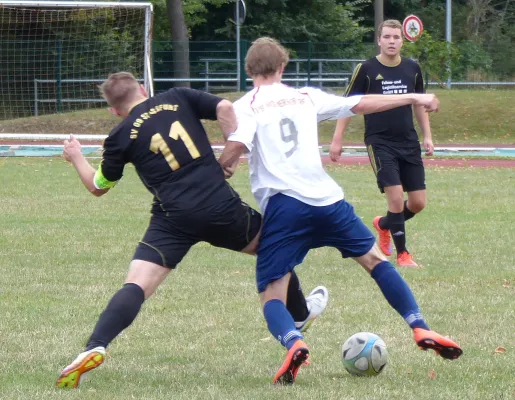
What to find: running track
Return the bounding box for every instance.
[321,156,515,168]
[323,143,515,168]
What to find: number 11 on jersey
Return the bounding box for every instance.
[150,121,201,171]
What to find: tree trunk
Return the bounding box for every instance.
[166,0,190,88]
[499,0,511,25]
[374,0,383,55]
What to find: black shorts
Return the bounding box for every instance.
[133,198,262,268]
[367,144,426,193]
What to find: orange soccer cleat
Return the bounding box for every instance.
[273,340,310,385]
[373,216,393,256]
[414,328,463,360]
[397,251,418,267]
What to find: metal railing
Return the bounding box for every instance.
[197,58,360,91]
[32,58,359,115]
[31,57,515,116]
[33,78,146,116]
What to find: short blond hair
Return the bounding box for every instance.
[99,72,141,109]
[245,37,289,78]
[377,19,403,37]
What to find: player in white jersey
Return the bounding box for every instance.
[219,37,462,385]
[233,83,355,212]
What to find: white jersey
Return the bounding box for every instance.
[229,83,362,212]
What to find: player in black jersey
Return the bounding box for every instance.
[330,19,434,267]
[56,72,328,388]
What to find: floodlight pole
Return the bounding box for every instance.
[374,0,383,55]
[236,0,241,92]
[446,0,452,89]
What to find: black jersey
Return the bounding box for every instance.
[100,88,236,214]
[346,56,424,148]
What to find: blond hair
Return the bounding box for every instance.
[99,72,141,109]
[377,19,403,37]
[245,37,289,78]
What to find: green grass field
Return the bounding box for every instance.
[0,158,513,399]
[2,89,514,145]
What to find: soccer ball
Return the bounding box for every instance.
[342,332,388,376]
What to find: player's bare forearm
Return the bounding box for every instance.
[216,100,238,141]
[332,118,351,141]
[352,94,416,114]
[219,141,247,176]
[329,118,351,161]
[414,105,435,155]
[63,135,108,196]
[70,155,108,197]
[414,105,432,140]
[352,93,439,115]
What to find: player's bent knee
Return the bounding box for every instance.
[125,260,172,299]
[410,200,426,213]
[259,274,290,306]
[384,187,405,212]
[407,190,427,213]
[353,244,386,274]
[412,205,425,214]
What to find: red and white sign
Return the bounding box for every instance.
[402,15,424,42]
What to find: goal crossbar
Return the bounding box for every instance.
[0,1,152,8]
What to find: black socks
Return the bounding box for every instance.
[378,200,416,254]
[403,200,416,222]
[84,273,310,351]
[286,270,310,323]
[85,283,145,351]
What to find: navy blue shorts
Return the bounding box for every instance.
[256,194,375,292]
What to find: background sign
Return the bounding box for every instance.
[403,15,424,42]
[235,0,246,25]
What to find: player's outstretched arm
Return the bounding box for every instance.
[351,93,439,115]
[63,135,109,197]
[216,99,238,141]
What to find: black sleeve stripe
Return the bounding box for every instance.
[413,61,425,93]
[414,71,424,93]
[344,63,363,97]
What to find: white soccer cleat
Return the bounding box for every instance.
[56,346,106,389]
[295,286,329,332]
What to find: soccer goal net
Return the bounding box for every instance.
[0,1,153,136]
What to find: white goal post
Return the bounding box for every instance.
[0,0,153,137]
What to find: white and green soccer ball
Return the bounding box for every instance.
[342,332,388,376]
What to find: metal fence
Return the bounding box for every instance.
[153,40,515,92]
[156,57,358,92]
[3,40,515,120]
[152,41,375,92]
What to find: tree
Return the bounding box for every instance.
[150,0,514,84]
[208,0,371,44]
[402,31,460,85]
[153,0,234,87]
[166,0,190,87]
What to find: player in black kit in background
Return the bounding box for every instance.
[56,72,328,388]
[330,19,434,268]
